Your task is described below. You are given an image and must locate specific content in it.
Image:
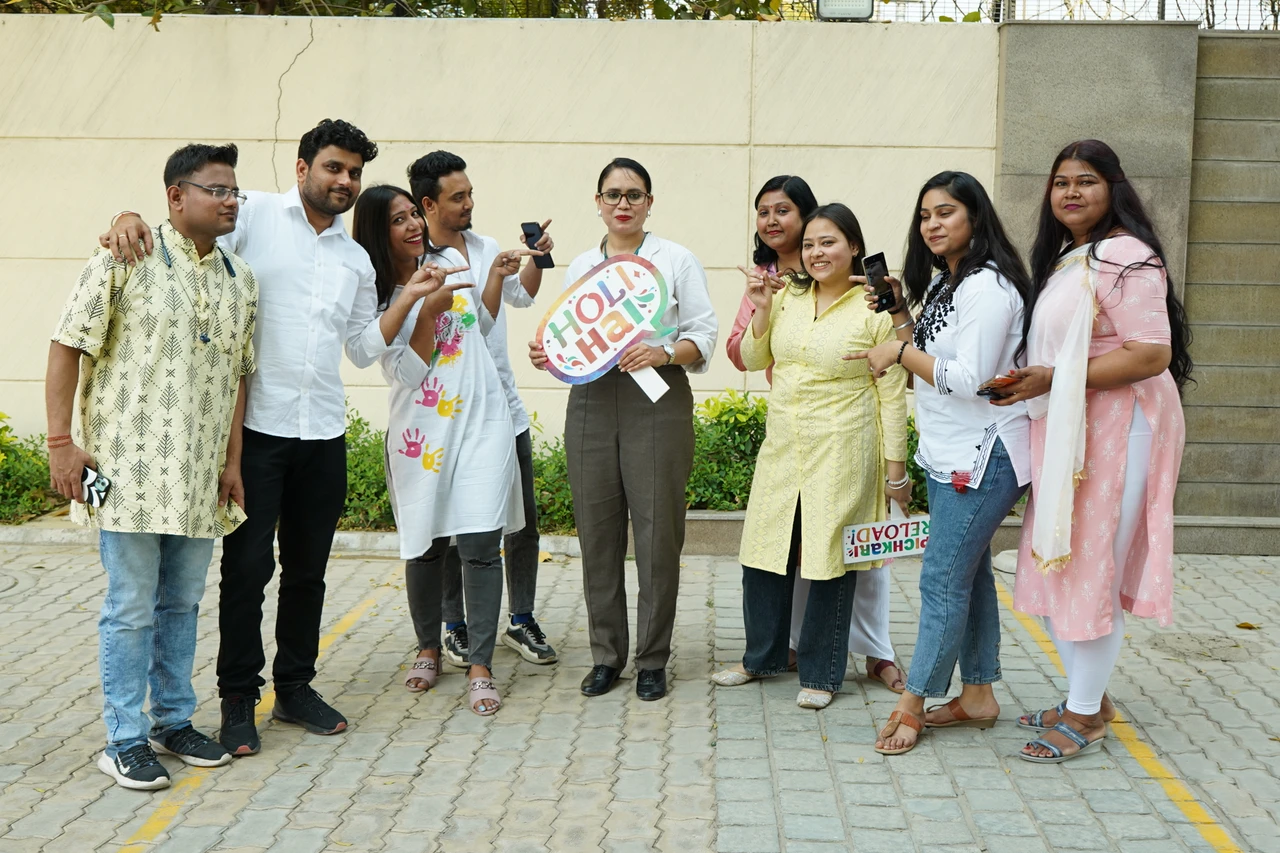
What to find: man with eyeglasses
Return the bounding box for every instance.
[48,143,257,789]
[104,119,404,757]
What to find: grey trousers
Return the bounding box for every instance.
[442,429,539,623]
[405,530,504,669]
[566,366,695,671]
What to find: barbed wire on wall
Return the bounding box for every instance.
[776,0,1278,28]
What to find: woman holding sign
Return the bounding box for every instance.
[723,175,905,694]
[714,203,910,711]
[848,172,1032,756]
[993,141,1189,763]
[529,158,717,702]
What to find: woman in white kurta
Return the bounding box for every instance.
[377,211,524,716]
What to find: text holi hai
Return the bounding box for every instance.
[538,255,672,385]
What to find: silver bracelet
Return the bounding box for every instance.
[893,317,916,331]
[886,475,910,489]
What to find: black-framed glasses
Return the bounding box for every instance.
[599,190,650,206]
[177,180,247,203]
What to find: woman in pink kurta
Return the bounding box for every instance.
[992,140,1192,764]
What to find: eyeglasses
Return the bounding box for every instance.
[177,180,247,203]
[598,190,650,206]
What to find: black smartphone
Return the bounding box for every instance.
[863,252,895,313]
[520,222,555,269]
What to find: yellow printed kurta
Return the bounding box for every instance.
[738,286,907,579]
[52,223,258,538]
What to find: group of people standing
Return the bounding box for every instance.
[713,139,1190,765]
[46,115,1188,792]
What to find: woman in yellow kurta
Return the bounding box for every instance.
[717,203,910,709]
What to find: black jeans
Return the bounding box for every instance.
[742,504,859,693]
[442,428,540,622]
[217,428,347,699]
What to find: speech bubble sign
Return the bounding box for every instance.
[537,254,674,385]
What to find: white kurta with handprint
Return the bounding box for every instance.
[380,239,524,560]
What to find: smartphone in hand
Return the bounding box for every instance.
[976,375,1018,400]
[863,252,895,312]
[521,222,554,269]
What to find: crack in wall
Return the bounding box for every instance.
[271,18,316,193]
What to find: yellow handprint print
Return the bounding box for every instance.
[437,394,464,419]
[421,444,443,473]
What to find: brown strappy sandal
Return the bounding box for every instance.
[875,710,924,755]
[925,697,998,729]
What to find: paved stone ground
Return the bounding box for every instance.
[712,554,1280,853]
[0,543,1275,852]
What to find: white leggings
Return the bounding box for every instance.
[1045,400,1151,716]
[790,563,895,661]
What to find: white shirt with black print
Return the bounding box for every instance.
[912,265,1032,490]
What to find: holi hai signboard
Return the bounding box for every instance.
[537,255,673,400]
[843,515,930,565]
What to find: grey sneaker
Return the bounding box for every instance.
[442,625,470,668]
[501,618,558,665]
[97,744,171,790]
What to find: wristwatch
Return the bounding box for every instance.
[661,344,676,365]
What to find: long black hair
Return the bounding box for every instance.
[792,203,866,294]
[1025,140,1193,391]
[901,171,1032,310]
[752,175,819,268]
[352,184,431,311]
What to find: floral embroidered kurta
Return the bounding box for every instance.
[52,223,257,538]
[738,285,908,579]
[380,234,523,560]
[1015,237,1185,640]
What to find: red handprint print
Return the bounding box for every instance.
[417,377,443,409]
[398,428,425,459]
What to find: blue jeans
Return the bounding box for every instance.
[905,440,1026,699]
[99,530,214,756]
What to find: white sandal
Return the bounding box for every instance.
[796,689,834,710]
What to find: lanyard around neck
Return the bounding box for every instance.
[600,231,648,260]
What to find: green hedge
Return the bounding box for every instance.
[0,413,65,525]
[341,391,928,535]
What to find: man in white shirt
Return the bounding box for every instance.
[405,151,560,669]
[104,120,395,756]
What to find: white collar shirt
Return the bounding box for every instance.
[217,185,386,440]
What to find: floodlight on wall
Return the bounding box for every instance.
[816,0,875,21]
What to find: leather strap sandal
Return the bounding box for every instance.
[1018,701,1067,731]
[404,654,438,693]
[926,698,998,729]
[875,710,924,755]
[867,658,906,694]
[1020,721,1104,764]
[469,676,501,717]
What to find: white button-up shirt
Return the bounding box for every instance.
[218,186,387,440]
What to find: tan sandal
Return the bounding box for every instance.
[875,710,924,755]
[926,697,997,729]
[404,652,439,693]
[469,675,501,716]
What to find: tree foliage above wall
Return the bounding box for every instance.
[1,0,795,29]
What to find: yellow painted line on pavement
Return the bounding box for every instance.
[994,577,1242,853]
[117,565,399,853]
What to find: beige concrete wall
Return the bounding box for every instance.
[0,15,998,439]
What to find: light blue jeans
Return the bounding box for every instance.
[99,530,214,757]
[905,440,1026,698]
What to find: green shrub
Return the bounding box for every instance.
[0,413,65,525]
[530,425,576,535]
[339,407,396,531]
[686,390,768,511]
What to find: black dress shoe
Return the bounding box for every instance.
[580,664,621,697]
[636,669,667,701]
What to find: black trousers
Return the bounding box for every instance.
[217,428,347,699]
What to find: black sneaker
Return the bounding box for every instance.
[442,625,470,669]
[272,685,348,735]
[501,618,558,665]
[151,725,233,768]
[219,695,260,756]
[97,743,171,791]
